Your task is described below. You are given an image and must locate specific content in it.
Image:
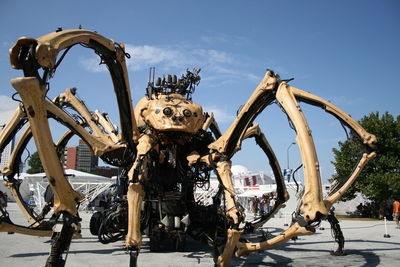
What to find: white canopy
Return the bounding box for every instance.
[237,184,276,198]
[25,169,110,183]
[238,188,275,198]
[22,169,112,211]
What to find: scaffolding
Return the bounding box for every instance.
[24,172,113,212]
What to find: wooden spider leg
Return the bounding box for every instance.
[57,88,118,145]
[10,29,140,146]
[206,70,279,266]
[0,221,52,236]
[2,104,76,229]
[195,157,243,267]
[288,86,376,208]
[276,82,329,222]
[291,86,376,147]
[4,181,39,227]
[214,160,243,267]
[208,70,278,156]
[324,149,375,208]
[94,110,120,143]
[46,100,121,156]
[11,77,82,215]
[202,112,222,139]
[2,126,31,177]
[0,104,26,155]
[126,134,154,250]
[215,123,287,266]
[236,82,377,258]
[236,222,315,257]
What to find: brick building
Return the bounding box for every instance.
[63,140,98,172]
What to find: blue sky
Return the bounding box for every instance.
[0,0,399,182]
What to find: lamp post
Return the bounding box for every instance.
[286,142,296,170]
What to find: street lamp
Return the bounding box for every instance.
[286,142,296,169]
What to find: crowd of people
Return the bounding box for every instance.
[249,193,276,216]
[356,202,370,217]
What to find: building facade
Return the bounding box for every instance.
[0,137,15,170]
[63,140,98,172]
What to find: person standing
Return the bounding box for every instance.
[251,196,259,216]
[393,199,400,228]
[259,197,265,215]
[263,193,271,213]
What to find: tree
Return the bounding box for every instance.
[331,112,400,218]
[26,151,44,174]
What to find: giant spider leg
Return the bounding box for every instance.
[125,134,155,266]
[0,117,38,226]
[0,221,52,237]
[208,71,278,156]
[0,105,27,154]
[6,29,140,267]
[1,107,77,231]
[202,112,222,139]
[56,88,116,145]
[126,134,154,247]
[11,77,82,215]
[207,70,376,265]
[94,110,121,143]
[276,83,329,222]
[235,79,376,258]
[288,87,376,207]
[206,71,281,266]
[51,89,125,156]
[9,29,139,148]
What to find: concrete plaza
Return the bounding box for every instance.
[1,203,399,266]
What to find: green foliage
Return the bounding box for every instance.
[331,112,400,207]
[26,151,44,174]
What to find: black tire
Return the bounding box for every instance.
[89,211,103,236]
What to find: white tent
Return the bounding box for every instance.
[25,169,110,183]
[23,169,113,211]
[237,183,277,197]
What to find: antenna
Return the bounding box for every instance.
[148,67,155,84]
[146,67,156,99]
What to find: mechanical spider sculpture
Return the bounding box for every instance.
[0,29,377,267]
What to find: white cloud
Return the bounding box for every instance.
[328,95,364,107]
[203,105,235,124]
[123,45,235,72]
[200,34,249,46]
[200,35,229,44]
[0,95,19,125]
[124,44,199,71]
[193,49,234,64]
[80,57,107,72]
[79,44,259,84]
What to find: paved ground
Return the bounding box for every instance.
[1,203,400,266]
